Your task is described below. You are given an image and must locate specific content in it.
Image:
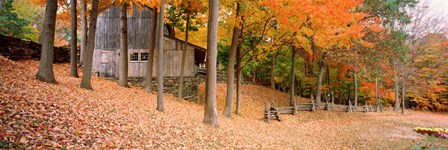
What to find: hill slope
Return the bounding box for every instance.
[1,56,447,149]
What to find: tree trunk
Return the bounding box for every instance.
[223,3,241,117]
[156,0,166,112]
[270,52,276,89]
[309,57,314,100]
[375,77,381,112]
[326,64,334,103]
[80,0,87,66]
[166,24,175,38]
[236,63,242,115]
[235,19,244,116]
[203,0,219,127]
[178,13,191,101]
[69,0,78,77]
[235,47,242,115]
[353,61,358,106]
[80,0,99,89]
[145,8,157,93]
[315,54,325,105]
[394,74,400,111]
[36,0,58,83]
[290,47,296,106]
[401,78,406,114]
[118,5,129,87]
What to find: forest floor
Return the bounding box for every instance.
[1,56,447,149]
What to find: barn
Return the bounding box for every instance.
[92,6,206,78]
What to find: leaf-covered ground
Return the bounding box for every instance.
[1,56,447,149]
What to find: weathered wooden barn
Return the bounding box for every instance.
[93,6,206,78]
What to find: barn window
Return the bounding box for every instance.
[130,53,139,62]
[141,53,149,62]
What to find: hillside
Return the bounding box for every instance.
[1,56,447,149]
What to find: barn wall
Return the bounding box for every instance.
[93,6,198,78]
[95,6,153,50]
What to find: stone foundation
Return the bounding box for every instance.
[127,75,206,101]
[0,34,70,63]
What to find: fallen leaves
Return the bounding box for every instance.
[1,56,448,149]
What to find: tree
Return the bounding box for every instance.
[35,0,58,83]
[69,0,78,78]
[290,46,296,106]
[360,0,418,113]
[156,0,166,112]
[118,4,129,87]
[270,52,276,89]
[203,0,218,127]
[353,57,358,106]
[233,2,275,114]
[315,53,326,105]
[265,0,367,106]
[168,0,205,101]
[80,0,99,89]
[145,8,157,93]
[178,12,189,101]
[80,0,87,66]
[0,0,36,41]
[223,2,241,117]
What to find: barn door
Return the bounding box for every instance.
[100,50,116,77]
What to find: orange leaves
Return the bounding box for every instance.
[337,64,353,81]
[263,0,367,51]
[3,56,448,148]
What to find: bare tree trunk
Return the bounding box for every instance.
[70,0,78,77]
[401,78,406,114]
[270,52,276,89]
[315,54,325,105]
[118,5,129,87]
[326,64,334,104]
[236,65,242,115]
[80,0,87,66]
[290,47,296,106]
[80,0,99,89]
[394,74,400,111]
[235,40,242,115]
[145,8,157,93]
[36,0,58,83]
[353,61,358,106]
[203,0,219,127]
[178,13,191,101]
[156,0,166,112]
[375,77,381,112]
[309,57,314,100]
[223,3,241,117]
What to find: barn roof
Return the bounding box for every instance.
[164,36,206,52]
[165,36,206,64]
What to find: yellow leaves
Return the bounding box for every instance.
[113,0,160,10]
[294,36,311,53]
[300,27,314,37]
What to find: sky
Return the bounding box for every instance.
[427,0,448,17]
